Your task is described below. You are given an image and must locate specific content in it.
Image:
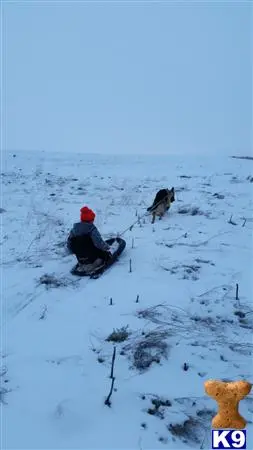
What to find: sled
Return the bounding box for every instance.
[71,237,126,279]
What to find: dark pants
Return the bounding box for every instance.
[82,247,107,263]
[67,235,108,263]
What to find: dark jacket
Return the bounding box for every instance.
[67,222,110,253]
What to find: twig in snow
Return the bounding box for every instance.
[105,347,116,407]
[136,295,139,303]
[242,218,247,227]
[39,305,47,320]
[236,283,239,302]
[109,297,113,306]
[131,238,134,249]
[0,366,7,378]
[110,346,116,379]
[129,259,132,273]
[228,215,237,225]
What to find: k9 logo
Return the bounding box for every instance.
[212,430,246,449]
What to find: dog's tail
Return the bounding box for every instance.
[147,204,155,212]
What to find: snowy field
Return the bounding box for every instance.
[1,150,253,449]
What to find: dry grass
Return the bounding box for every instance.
[106,326,130,343]
[123,329,170,372]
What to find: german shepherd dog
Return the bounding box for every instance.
[147,188,175,223]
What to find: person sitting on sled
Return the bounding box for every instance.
[67,206,112,272]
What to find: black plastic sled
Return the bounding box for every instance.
[71,237,126,279]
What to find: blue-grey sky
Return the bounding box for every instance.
[2,1,252,155]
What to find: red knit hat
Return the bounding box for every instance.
[80,206,96,222]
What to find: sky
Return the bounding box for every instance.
[2,1,252,156]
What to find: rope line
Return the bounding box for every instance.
[117,196,169,237]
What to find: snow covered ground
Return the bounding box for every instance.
[1,150,253,449]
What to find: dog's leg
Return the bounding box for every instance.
[152,212,156,224]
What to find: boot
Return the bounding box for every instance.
[83,258,104,274]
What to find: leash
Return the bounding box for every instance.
[117,196,169,237]
[117,210,149,237]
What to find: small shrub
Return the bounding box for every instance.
[38,273,67,289]
[0,386,10,404]
[97,356,105,363]
[196,409,214,420]
[234,310,245,318]
[130,330,169,372]
[0,366,10,405]
[178,206,209,216]
[38,273,78,289]
[152,398,172,409]
[238,317,253,330]
[106,326,130,343]
[147,398,171,420]
[213,193,225,199]
[168,417,201,444]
